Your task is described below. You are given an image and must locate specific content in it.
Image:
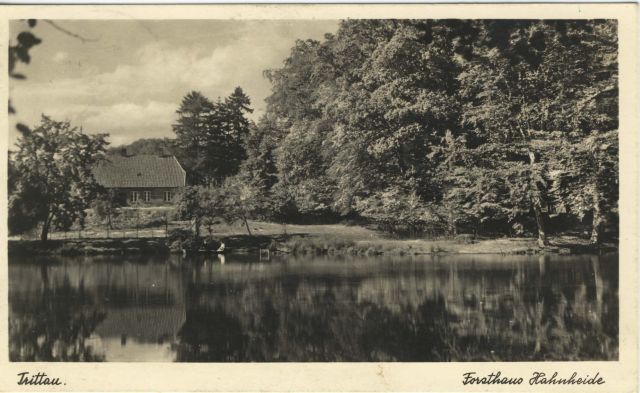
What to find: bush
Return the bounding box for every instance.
[281,235,356,255]
[167,228,193,243]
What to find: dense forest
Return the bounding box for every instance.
[10,19,618,246]
[115,19,619,245]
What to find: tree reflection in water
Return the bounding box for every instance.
[10,253,618,362]
[10,264,106,361]
[175,254,618,362]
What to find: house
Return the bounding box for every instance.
[93,155,186,206]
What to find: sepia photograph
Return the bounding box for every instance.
[0,4,636,391]
[6,15,622,365]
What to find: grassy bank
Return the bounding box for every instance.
[8,238,170,256]
[204,221,614,255]
[268,233,612,256]
[9,220,615,257]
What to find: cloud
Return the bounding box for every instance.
[9,21,337,147]
[10,101,177,147]
[20,33,282,102]
[53,51,68,63]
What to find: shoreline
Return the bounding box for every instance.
[7,233,616,258]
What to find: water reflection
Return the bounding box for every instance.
[9,253,618,362]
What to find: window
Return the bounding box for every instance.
[163,191,172,202]
[130,191,139,202]
[143,191,150,202]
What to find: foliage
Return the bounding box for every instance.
[107,138,174,156]
[8,115,109,241]
[8,20,40,82]
[354,188,445,238]
[91,189,120,232]
[175,177,266,237]
[175,186,222,237]
[456,20,618,244]
[549,130,618,242]
[9,19,619,245]
[9,19,41,134]
[217,177,264,236]
[172,88,253,185]
[249,19,618,244]
[166,227,202,252]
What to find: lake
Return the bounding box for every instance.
[9,252,618,362]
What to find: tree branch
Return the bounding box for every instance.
[43,20,99,43]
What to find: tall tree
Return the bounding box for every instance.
[220,87,253,177]
[264,39,339,215]
[251,19,618,242]
[550,130,618,243]
[172,91,216,184]
[172,88,253,185]
[9,115,108,241]
[458,20,617,246]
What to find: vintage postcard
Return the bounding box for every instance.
[0,3,637,392]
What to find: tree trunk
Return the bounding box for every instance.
[445,138,458,239]
[590,183,603,244]
[447,205,457,237]
[243,217,252,236]
[40,222,50,242]
[532,200,548,248]
[40,211,53,242]
[194,218,201,238]
[528,151,548,248]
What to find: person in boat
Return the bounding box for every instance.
[216,241,226,253]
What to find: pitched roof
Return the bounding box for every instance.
[93,155,186,188]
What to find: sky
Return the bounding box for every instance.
[9,19,339,147]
